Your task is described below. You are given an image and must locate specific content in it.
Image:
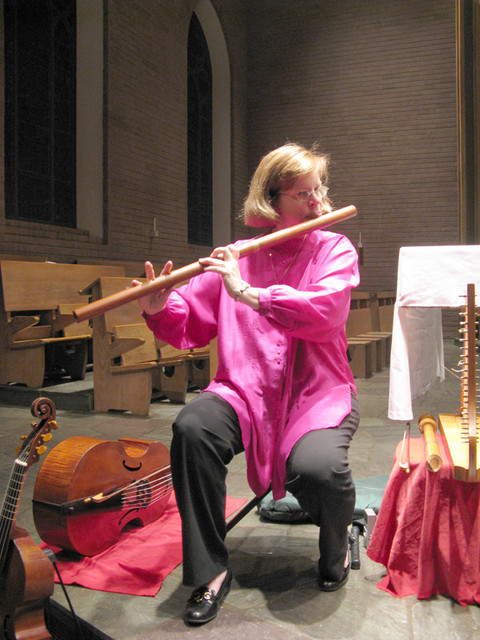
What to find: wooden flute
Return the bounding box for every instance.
[73,204,357,323]
[418,413,442,472]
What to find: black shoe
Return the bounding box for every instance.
[318,562,350,592]
[184,568,232,625]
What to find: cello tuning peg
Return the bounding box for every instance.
[42,433,53,442]
[36,444,47,456]
[48,420,59,430]
[19,435,27,441]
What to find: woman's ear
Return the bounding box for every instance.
[269,199,279,213]
[268,192,279,210]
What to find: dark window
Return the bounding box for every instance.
[187,12,212,246]
[4,0,76,227]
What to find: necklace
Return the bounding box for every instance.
[269,234,307,283]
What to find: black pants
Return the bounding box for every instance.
[170,391,359,587]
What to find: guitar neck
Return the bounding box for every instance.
[0,397,58,575]
[0,459,28,571]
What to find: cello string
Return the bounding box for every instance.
[96,473,172,503]
[58,469,174,514]
[120,476,173,510]
[122,476,173,497]
[120,475,172,500]
[121,472,172,493]
[86,465,172,503]
[105,468,172,499]
[0,460,30,562]
[1,464,26,518]
[123,485,174,509]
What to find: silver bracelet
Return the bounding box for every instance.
[234,281,250,302]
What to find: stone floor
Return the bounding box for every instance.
[2,338,480,639]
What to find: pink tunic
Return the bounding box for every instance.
[145,229,360,499]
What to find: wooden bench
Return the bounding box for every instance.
[376,291,396,332]
[346,292,395,377]
[346,293,378,378]
[155,338,211,397]
[0,261,125,388]
[81,276,211,415]
[346,338,376,379]
[0,255,149,278]
[355,291,395,367]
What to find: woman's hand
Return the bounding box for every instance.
[199,245,244,300]
[132,260,173,316]
[199,245,259,309]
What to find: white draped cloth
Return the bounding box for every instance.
[388,246,480,421]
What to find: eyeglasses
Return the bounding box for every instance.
[279,185,329,202]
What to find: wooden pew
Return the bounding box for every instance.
[0,255,147,278]
[81,276,211,415]
[352,291,394,365]
[0,260,125,388]
[363,291,395,366]
[349,291,395,334]
[346,338,375,379]
[376,291,396,332]
[346,293,378,378]
[346,292,394,377]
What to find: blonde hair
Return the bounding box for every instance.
[241,142,332,228]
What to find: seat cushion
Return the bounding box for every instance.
[257,475,389,523]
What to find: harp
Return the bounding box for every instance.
[437,283,480,482]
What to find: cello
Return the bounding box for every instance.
[0,398,59,640]
[32,437,173,557]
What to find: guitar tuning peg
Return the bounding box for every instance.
[36,444,47,456]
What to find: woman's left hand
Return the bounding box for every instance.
[199,245,244,300]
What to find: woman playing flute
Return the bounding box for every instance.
[133,142,360,625]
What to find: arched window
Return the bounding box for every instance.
[187,12,213,246]
[4,0,76,227]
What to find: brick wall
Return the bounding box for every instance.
[106,1,192,267]
[0,1,462,335]
[212,1,250,242]
[245,0,458,294]
[0,0,249,268]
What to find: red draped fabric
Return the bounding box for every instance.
[41,493,247,597]
[367,437,480,606]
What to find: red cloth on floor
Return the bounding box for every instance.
[367,437,480,606]
[41,493,247,597]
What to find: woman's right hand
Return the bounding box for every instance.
[132,260,174,316]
